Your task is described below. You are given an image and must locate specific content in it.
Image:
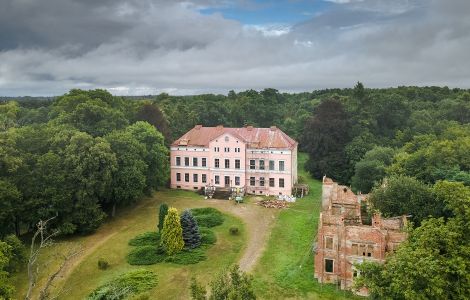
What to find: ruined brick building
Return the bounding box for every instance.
[314,177,407,295]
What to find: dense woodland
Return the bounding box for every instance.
[1,84,470,298]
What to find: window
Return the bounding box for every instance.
[279,178,285,188]
[235,176,240,186]
[269,160,275,171]
[250,160,256,170]
[352,243,359,255]
[202,174,207,183]
[193,157,198,167]
[202,158,207,167]
[176,157,181,166]
[193,174,198,182]
[352,243,374,257]
[215,159,220,168]
[259,160,265,170]
[325,259,334,273]
[259,177,265,186]
[269,178,275,187]
[214,147,220,152]
[224,147,230,152]
[215,175,220,184]
[325,236,333,249]
[235,147,241,153]
[235,159,240,169]
[185,173,189,182]
[225,159,230,169]
[184,157,190,166]
[176,173,181,182]
[279,161,285,171]
[225,136,229,142]
[250,177,255,186]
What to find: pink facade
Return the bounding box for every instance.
[170,125,298,195]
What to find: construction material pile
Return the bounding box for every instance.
[256,199,289,209]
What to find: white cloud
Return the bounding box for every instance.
[0,0,470,96]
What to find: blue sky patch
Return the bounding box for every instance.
[199,0,331,25]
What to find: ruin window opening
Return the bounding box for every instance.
[325,236,334,250]
[325,259,334,273]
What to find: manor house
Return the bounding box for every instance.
[170,125,298,195]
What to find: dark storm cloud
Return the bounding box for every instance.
[0,0,470,96]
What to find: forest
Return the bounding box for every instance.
[1,84,470,299]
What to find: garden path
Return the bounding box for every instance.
[203,197,279,272]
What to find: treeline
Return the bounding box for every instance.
[0,89,170,237]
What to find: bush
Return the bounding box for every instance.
[87,269,157,300]
[98,258,109,270]
[128,232,160,247]
[127,245,166,265]
[166,248,207,265]
[191,208,224,228]
[229,227,239,235]
[199,228,217,245]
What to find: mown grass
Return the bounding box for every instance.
[11,189,245,300]
[252,153,358,299]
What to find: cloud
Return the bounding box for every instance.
[1,0,470,96]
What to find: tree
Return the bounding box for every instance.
[351,146,395,193]
[158,203,169,232]
[190,265,256,300]
[0,101,19,131]
[161,207,184,255]
[355,181,470,299]
[2,235,26,273]
[25,217,83,300]
[105,130,147,217]
[369,175,443,225]
[135,102,172,144]
[180,210,201,249]
[0,180,21,236]
[190,277,207,300]
[302,98,352,184]
[125,121,169,191]
[0,240,15,299]
[63,132,116,233]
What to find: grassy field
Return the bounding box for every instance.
[252,153,356,299]
[12,191,246,299]
[11,152,357,299]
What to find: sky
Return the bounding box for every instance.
[1,0,470,96]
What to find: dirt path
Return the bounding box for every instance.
[44,195,278,298]
[202,198,279,272]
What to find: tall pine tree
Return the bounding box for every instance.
[180,210,201,249]
[158,203,168,232]
[161,207,184,255]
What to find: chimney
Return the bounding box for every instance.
[216,125,224,130]
[246,125,253,131]
[195,125,202,130]
[270,126,277,131]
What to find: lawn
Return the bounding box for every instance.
[252,153,357,299]
[11,191,246,300]
[11,152,358,299]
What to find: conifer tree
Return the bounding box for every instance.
[161,207,184,255]
[180,210,201,249]
[158,203,169,232]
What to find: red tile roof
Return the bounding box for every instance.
[172,125,297,149]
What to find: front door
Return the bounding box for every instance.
[225,176,230,187]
